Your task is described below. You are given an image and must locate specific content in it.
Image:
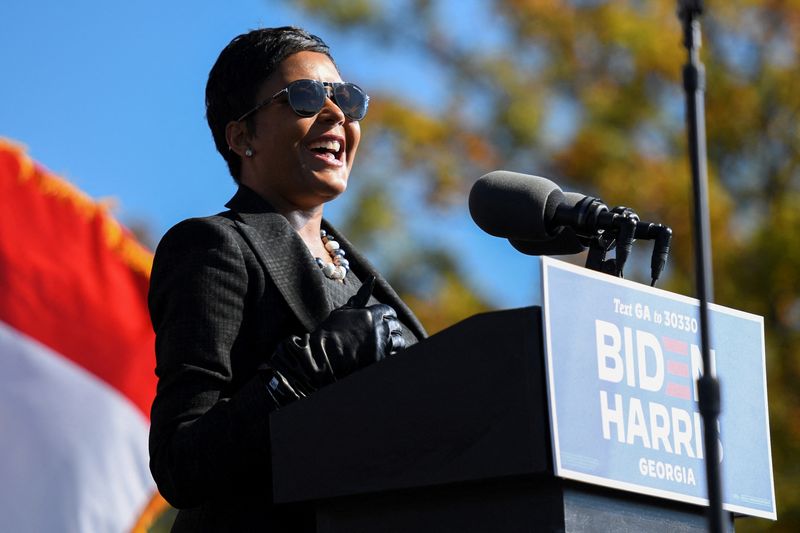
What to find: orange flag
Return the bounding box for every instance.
[0,139,165,532]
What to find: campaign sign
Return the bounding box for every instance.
[541,257,776,519]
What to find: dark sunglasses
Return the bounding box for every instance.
[236,79,370,122]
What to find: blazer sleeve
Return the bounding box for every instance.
[148,217,275,509]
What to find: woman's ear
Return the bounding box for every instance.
[225,120,251,159]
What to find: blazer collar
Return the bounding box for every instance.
[225,186,332,332]
[224,185,275,215]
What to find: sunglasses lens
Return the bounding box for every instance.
[333,83,368,121]
[285,80,369,120]
[287,80,327,117]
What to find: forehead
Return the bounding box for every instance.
[263,51,341,92]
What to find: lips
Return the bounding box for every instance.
[305,134,345,166]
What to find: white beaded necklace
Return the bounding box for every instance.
[315,230,350,281]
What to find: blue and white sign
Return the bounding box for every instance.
[541,257,776,519]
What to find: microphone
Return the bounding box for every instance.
[507,192,589,256]
[468,170,565,242]
[469,170,672,284]
[469,171,614,243]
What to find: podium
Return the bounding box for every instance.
[270,307,733,532]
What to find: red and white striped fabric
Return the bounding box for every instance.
[0,139,161,532]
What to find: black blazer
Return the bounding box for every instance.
[148,186,426,532]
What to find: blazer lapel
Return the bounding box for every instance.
[224,185,427,341]
[225,187,332,333]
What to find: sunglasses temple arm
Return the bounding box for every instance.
[236,88,289,122]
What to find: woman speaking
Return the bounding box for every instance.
[148,27,427,532]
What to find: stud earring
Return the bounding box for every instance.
[245,148,253,157]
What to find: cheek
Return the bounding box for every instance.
[348,123,361,155]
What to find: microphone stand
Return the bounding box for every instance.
[678,2,725,531]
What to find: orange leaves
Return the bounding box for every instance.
[401,271,491,334]
[366,98,449,148]
[292,0,379,26]
[363,97,498,204]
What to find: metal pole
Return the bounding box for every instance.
[677,1,725,532]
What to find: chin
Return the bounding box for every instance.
[324,183,348,203]
[315,170,349,195]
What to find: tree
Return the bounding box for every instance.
[283,1,800,530]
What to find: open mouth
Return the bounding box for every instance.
[306,136,344,164]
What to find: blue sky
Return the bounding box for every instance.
[1,0,556,310]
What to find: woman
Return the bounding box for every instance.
[148,27,427,532]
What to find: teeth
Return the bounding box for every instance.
[308,139,341,152]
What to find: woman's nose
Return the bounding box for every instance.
[318,95,346,124]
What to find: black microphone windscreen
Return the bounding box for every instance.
[469,171,565,241]
[508,228,587,256]
[506,191,589,256]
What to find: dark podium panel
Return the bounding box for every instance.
[270,308,731,532]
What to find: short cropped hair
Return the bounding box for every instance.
[205,27,334,181]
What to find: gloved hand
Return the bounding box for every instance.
[268,276,405,396]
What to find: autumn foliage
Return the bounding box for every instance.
[289,1,800,530]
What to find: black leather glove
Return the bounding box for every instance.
[268,276,405,396]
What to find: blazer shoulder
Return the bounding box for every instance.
[163,211,239,234]
[154,212,242,252]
